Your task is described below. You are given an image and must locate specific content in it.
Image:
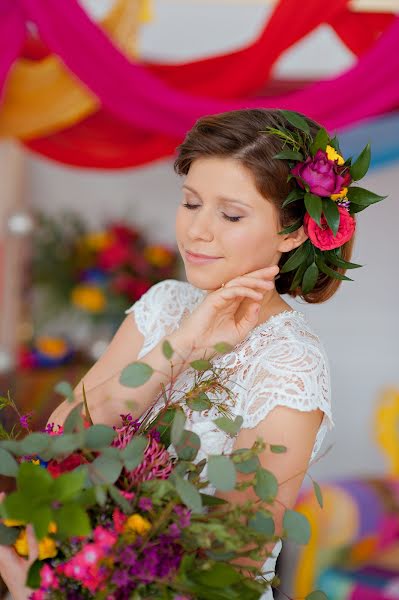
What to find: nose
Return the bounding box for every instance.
[186,206,214,242]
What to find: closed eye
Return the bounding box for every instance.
[182,203,242,223]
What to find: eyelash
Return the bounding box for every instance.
[182,203,242,223]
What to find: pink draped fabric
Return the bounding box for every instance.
[22,0,399,133]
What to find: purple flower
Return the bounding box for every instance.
[138,497,153,512]
[20,411,33,430]
[291,149,346,197]
[174,505,191,528]
[168,523,180,538]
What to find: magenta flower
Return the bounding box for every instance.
[291,149,346,197]
[19,411,33,430]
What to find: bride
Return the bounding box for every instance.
[1,107,367,599]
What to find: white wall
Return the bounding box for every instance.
[23,2,398,481]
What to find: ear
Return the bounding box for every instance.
[277,225,308,253]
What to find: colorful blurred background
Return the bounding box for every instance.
[1,1,399,598]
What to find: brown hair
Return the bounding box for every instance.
[174,108,355,304]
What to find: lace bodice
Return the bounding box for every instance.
[126,279,333,598]
[126,279,333,463]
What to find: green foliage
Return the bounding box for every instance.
[119,361,154,387]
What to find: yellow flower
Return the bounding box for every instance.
[81,231,114,252]
[14,529,29,556]
[326,144,345,165]
[124,514,151,535]
[35,336,68,358]
[331,187,348,201]
[31,459,40,465]
[38,536,57,560]
[48,521,57,534]
[71,284,106,313]
[3,518,25,527]
[144,245,174,268]
[14,525,58,559]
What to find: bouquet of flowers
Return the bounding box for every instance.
[0,340,327,600]
[29,212,179,327]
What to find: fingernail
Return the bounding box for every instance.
[275,274,281,280]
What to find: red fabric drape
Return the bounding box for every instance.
[23,0,395,169]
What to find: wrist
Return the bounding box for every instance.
[166,333,197,366]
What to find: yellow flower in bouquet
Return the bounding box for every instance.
[81,231,115,252]
[14,525,58,559]
[124,514,151,535]
[35,336,68,358]
[326,144,345,165]
[331,187,348,201]
[144,245,174,268]
[71,284,106,313]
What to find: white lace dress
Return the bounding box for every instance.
[126,279,333,600]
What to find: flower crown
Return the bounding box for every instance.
[265,110,386,294]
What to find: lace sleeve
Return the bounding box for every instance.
[242,338,334,459]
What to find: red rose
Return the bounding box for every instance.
[97,241,131,271]
[109,224,139,244]
[47,453,87,478]
[303,206,356,250]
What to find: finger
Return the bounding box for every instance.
[219,286,265,302]
[247,265,280,278]
[224,276,275,290]
[26,524,39,563]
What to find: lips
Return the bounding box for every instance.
[186,250,220,259]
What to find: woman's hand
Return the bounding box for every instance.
[0,493,37,600]
[170,265,279,361]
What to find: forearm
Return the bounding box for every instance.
[47,333,195,428]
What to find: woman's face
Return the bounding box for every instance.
[175,157,290,292]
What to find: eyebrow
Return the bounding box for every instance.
[182,184,252,209]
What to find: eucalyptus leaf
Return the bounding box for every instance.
[322,198,340,236]
[108,485,133,513]
[350,143,371,181]
[20,432,51,456]
[121,436,147,471]
[149,406,176,448]
[213,415,243,437]
[270,444,287,454]
[283,509,311,544]
[84,424,116,450]
[162,339,174,360]
[190,359,213,372]
[94,485,107,506]
[301,263,319,295]
[0,448,19,477]
[280,241,311,274]
[208,455,236,491]
[255,467,278,502]
[213,341,234,354]
[249,511,275,536]
[90,455,122,485]
[119,362,153,388]
[174,430,201,461]
[313,480,323,509]
[174,474,202,513]
[233,448,260,474]
[54,381,74,402]
[171,409,186,446]
[186,393,212,412]
[304,193,322,226]
[63,403,84,434]
[50,432,83,456]
[279,110,310,134]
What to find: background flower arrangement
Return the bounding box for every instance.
[0,340,327,600]
[20,212,180,367]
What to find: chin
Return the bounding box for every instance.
[184,269,221,291]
